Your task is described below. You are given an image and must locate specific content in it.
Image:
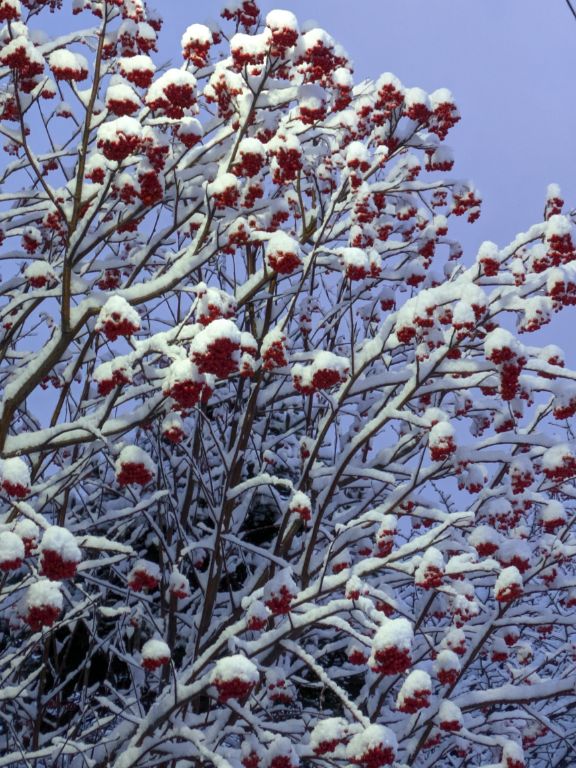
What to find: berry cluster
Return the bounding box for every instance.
[40,550,78,580]
[142,655,169,671]
[397,686,431,713]
[117,460,154,487]
[192,337,240,378]
[264,584,295,615]
[2,479,29,498]
[97,368,131,396]
[350,744,396,768]
[213,676,256,704]
[370,646,411,676]
[128,567,159,592]
[25,604,61,631]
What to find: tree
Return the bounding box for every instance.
[0,0,575,766]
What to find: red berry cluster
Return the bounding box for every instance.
[192,337,240,378]
[163,425,184,444]
[262,340,287,370]
[128,568,159,592]
[97,368,131,396]
[429,435,456,462]
[437,668,458,686]
[371,646,411,675]
[348,648,368,665]
[496,582,522,602]
[233,150,265,178]
[291,503,311,522]
[107,95,139,116]
[547,233,576,266]
[0,555,22,571]
[416,566,443,589]
[27,273,51,288]
[100,315,139,342]
[137,168,162,206]
[506,759,525,768]
[300,103,326,125]
[25,604,61,631]
[265,584,294,615]
[311,367,347,390]
[543,454,576,483]
[247,615,267,631]
[479,255,499,276]
[268,678,293,704]
[221,1,259,29]
[165,379,203,408]
[40,550,77,580]
[2,44,44,78]
[439,719,461,733]
[98,268,121,290]
[452,189,482,222]
[205,73,242,120]
[350,744,396,768]
[474,540,498,558]
[117,461,154,487]
[296,40,347,85]
[214,676,256,703]
[183,39,211,68]
[120,63,155,89]
[397,686,431,713]
[429,101,460,141]
[98,132,141,162]
[242,751,260,768]
[211,185,239,210]
[266,248,300,275]
[2,480,29,498]
[142,655,169,671]
[545,195,564,220]
[269,757,297,768]
[271,147,302,184]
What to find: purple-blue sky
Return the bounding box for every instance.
[154,0,576,257]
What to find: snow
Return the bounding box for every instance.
[289,491,311,513]
[238,136,265,157]
[495,566,523,596]
[1,457,30,488]
[396,670,431,709]
[96,115,143,144]
[14,519,38,541]
[106,82,140,108]
[24,261,57,283]
[429,420,455,444]
[484,328,521,361]
[372,617,413,653]
[48,49,88,76]
[266,9,298,31]
[26,579,63,609]
[210,654,259,684]
[96,295,141,330]
[346,724,397,762]
[119,54,155,76]
[0,531,24,565]
[115,445,157,475]
[438,699,462,726]
[310,717,348,752]
[207,172,238,197]
[542,443,572,471]
[146,68,197,101]
[190,317,241,353]
[40,526,81,563]
[546,214,571,238]
[435,649,461,673]
[181,23,212,48]
[141,639,170,661]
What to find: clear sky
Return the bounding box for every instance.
[154,0,576,256]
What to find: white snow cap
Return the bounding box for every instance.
[141,638,170,661]
[14,518,39,541]
[48,50,88,76]
[434,649,461,673]
[26,579,63,610]
[429,420,455,444]
[542,443,572,471]
[96,115,143,145]
[372,617,413,653]
[181,23,212,48]
[210,654,259,684]
[40,526,81,563]
[266,9,299,31]
[1,457,30,489]
[207,172,238,197]
[546,214,572,238]
[96,295,141,331]
[484,328,522,360]
[396,670,432,709]
[115,445,157,475]
[190,318,242,354]
[495,566,523,597]
[438,699,463,725]
[147,68,197,100]
[310,717,348,752]
[346,724,397,763]
[266,231,300,256]
[119,54,156,77]
[0,531,25,565]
